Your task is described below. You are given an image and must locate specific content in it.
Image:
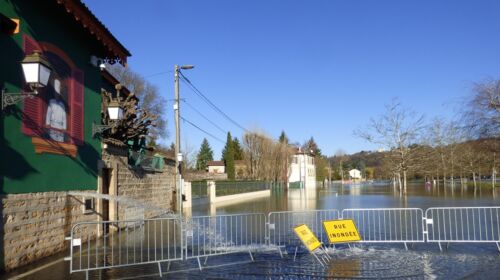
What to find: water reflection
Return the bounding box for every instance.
[327,257,360,278]
[199,181,498,216]
[6,181,499,280]
[287,188,317,210]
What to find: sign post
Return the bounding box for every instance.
[293,224,331,267]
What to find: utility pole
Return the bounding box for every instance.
[174,65,194,216]
[174,65,181,216]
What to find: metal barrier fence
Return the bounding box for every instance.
[425,207,500,251]
[267,210,341,249]
[342,208,425,245]
[184,213,267,269]
[68,207,500,277]
[69,217,182,277]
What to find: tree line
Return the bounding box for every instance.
[351,79,499,194]
[189,79,498,191]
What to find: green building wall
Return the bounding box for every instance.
[0,1,103,193]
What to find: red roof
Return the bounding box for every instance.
[207,161,225,166]
[55,0,131,65]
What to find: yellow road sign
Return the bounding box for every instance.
[323,219,361,243]
[293,224,321,252]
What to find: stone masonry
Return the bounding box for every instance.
[1,191,98,271]
[1,146,176,272]
[117,165,175,220]
[103,144,176,221]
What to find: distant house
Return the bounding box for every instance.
[288,149,316,189]
[349,169,362,181]
[207,161,225,174]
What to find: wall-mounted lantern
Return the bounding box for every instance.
[106,100,123,120]
[92,84,125,137]
[2,51,53,110]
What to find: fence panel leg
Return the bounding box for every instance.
[197,257,203,271]
[404,242,408,251]
[277,247,284,258]
[496,242,500,253]
[85,271,89,280]
[293,246,299,262]
[157,262,162,278]
[249,251,254,262]
[167,261,171,272]
[438,242,443,252]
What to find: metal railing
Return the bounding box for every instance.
[342,208,425,244]
[215,181,271,196]
[68,207,500,277]
[425,207,500,251]
[69,217,182,277]
[191,181,209,198]
[267,210,341,249]
[128,151,164,171]
[184,213,267,270]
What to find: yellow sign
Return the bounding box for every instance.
[323,219,361,243]
[293,224,321,252]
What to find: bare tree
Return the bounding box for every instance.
[463,79,500,137]
[335,149,346,183]
[355,100,425,194]
[108,65,167,144]
[463,79,500,194]
[182,138,196,170]
[242,130,294,182]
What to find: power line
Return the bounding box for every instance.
[182,100,227,134]
[144,70,173,78]
[180,116,226,144]
[179,71,249,133]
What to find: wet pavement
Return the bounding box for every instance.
[3,182,499,279]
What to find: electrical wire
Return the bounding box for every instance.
[143,70,173,78]
[179,71,249,132]
[180,116,226,144]
[182,100,227,134]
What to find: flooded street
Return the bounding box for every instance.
[3,182,499,280]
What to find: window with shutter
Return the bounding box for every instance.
[21,37,82,157]
[70,69,84,145]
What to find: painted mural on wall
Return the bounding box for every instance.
[22,35,85,158]
[45,54,69,142]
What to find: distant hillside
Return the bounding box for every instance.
[328,137,498,180]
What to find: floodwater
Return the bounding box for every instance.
[3,182,499,280]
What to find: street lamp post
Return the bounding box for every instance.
[174,65,194,217]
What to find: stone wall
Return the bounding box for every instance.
[117,165,175,220]
[184,170,228,181]
[1,191,98,271]
[1,145,176,272]
[102,144,176,221]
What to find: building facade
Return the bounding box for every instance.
[288,150,316,189]
[207,160,226,174]
[349,169,362,181]
[0,0,174,272]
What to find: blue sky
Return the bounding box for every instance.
[84,0,500,157]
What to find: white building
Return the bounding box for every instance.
[288,149,316,189]
[349,169,362,180]
[207,161,225,174]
